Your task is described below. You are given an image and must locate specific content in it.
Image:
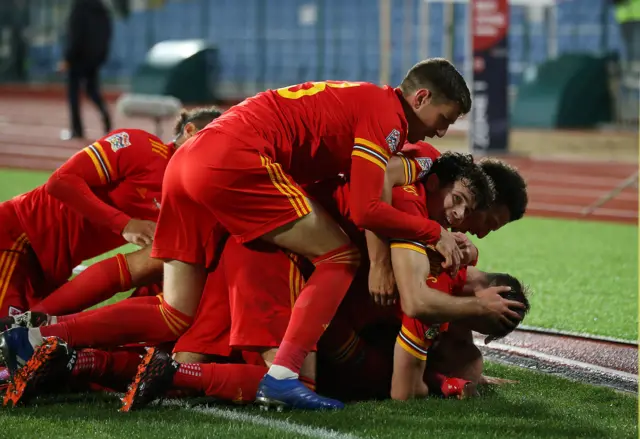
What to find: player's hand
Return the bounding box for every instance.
[56,60,68,73]
[122,219,156,247]
[435,227,462,276]
[452,232,478,266]
[475,286,527,335]
[368,261,397,306]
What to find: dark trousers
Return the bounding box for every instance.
[67,64,112,137]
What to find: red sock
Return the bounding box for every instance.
[272,244,360,374]
[428,372,470,398]
[40,296,192,348]
[33,254,132,315]
[55,295,162,323]
[104,349,145,382]
[173,363,267,403]
[72,349,111,379]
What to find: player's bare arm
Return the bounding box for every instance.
[391,245,524,331]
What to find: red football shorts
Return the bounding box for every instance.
[0,201,48,317]
[224,238,306,350]
[151,143,223,266]
[152,128,313,265]
[173,236,306,355]
[172,261,232,357]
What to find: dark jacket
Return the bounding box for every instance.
[64,0,112,68]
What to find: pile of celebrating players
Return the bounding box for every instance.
[0,58,531,412]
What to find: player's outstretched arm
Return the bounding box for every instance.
[390,341,428,401]
[350,156,443,243]
[390,243,481,322]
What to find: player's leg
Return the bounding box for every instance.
[223,238,320,390]
[0,149,208,369]
[121,253,258,411]
[424,324,482,399]
[2,341,145,407]
[67,65,83,137]
[180,140,359,409]
[30,246,162,316]
[317,286,398,402]
[0,203,33,320]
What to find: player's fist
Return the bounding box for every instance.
[452,232,478,266]
[368,261,398,306]
[122,219,156,247]
[435,227,462,276]
[474,286,526,336]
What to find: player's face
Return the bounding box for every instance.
[426,178,475,229]
[407,90,462,142]
[454,204,511,238]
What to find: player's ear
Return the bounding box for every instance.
[425,174,440,192]
[184,122,198,138]
[414,89,431,109]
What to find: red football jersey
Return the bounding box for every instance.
[208,81,409,183]
[10,129,173,288]
[395,267,468,361]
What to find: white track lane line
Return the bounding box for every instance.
[476,339,638,382]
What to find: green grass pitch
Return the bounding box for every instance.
[0,167,636,438]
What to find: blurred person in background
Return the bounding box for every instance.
[58,0,113,140]
[614,0,640,64]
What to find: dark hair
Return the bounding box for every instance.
[427,152,495,211]
[399,58,472,114]
[486,272,531,337]
[479,159,528,221]
[173,107,222,136]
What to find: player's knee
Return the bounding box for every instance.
[313,243,361,270]
[159,299,194,337]
[125,247,163,285]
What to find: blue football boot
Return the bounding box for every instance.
[0,327,36,376]
[255,374,345,411]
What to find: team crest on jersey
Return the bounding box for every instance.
[424,325,442,340]
[8,306,23,317]
[402,185,418,197]
[416,157,433,179]
[385,129,401,152]
[106,132,131,152]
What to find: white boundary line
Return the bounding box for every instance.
[516,325,638,346]
[161,400,363,439]
[477,339,638,382]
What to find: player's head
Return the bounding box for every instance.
[173,106,223,147]
[454,159,528,238]
[399,58,471,142]
[484,272,531,339]
[424,152,494,229]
